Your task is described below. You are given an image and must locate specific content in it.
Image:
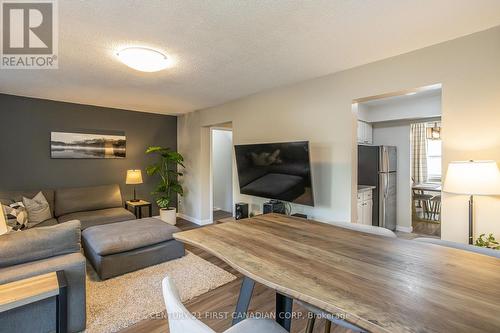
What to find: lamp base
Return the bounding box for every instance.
[468,195,474,245]
[129,199,140,203]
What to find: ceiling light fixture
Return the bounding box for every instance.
[406,92,417,96]
[116,47,171,72]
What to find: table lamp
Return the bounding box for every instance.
[126,169,143,202]
[443,160,500,244]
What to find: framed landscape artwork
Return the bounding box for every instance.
[51,131,126,159]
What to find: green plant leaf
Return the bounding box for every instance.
[156,197,170,209]
[146,146,169,154]
[170,183,184,196]
[146,164,160,176]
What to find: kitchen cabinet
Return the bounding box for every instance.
[356,188,373,226]
[357,120,373,144]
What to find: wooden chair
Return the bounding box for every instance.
[162,276,288,333]
[412,191,433,219]
[429,195,441,221]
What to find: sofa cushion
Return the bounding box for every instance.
[57,207,135,229]
[55,184,123,217]
[0,220,81,268]
[33,218,58,228]
[82,218,180,256]
[0,189,55,217]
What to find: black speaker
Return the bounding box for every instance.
[263,200,286,214]
[235,202,248,220]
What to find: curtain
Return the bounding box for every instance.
[410,123,427,184]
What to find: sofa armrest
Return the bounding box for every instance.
[0,220,81,268]
[0,252,87,333]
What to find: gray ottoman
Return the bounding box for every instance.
[82,218,185,280]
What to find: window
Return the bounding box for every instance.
[426,138,442,182]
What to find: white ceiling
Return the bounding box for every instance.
[1,0,500,115]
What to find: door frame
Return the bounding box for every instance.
[209,126,234,223]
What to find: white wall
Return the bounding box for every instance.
[178,26,500,244]
[212,129,233,213]
[358,92,441,123]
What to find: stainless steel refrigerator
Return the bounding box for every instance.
[357,145,397,230]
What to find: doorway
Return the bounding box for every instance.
[410,120,442,237]
[354,84,442,238]
[211,125,233,222]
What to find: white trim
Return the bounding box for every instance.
[396,225,413,233]
[177,213,212,226]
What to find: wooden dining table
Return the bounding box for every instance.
[412,183,442,193]
[174,213,500,333]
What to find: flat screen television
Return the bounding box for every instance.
[234,141,314,206]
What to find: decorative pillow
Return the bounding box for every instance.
[22,192,52,226]
[2,203,28,229]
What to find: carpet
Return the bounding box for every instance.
[84,251,236,333]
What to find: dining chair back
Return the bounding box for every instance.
[329,221,397,238]
[414,238,500,258]
[162,276,216,333]
[163,276,289,333]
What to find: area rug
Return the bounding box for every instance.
[84,251,236,333]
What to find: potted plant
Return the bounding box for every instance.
[145,146,185,225]
[475,233,500,250]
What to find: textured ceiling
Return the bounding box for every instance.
[1,0,500,115]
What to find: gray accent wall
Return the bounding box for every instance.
[0,93,177,215]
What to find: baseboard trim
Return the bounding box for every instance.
[396,225,413,233]
[177,213,212,226]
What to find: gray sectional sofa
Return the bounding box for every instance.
[0,184,135,229]
[0,184,185,333]
[0,221,86,333]
[0,184,135,333]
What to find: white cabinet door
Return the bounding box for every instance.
[357,121,373,144]
[363,199,373,225]
[357,199,363,224]
[365,123,373,144]
[357,121,364,143]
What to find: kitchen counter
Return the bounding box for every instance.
[358,185,376,193]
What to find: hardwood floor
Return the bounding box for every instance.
[120,218,353,333]
[412,207,441,238]
[212,210,233,221]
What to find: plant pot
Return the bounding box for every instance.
[159,207,177,225]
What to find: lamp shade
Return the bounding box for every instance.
[443,160,500,195]
[126,169,143,185]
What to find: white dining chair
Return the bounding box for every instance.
[414,238,500,258]
[162,276,289,333]
[297,221,393,333]
[328,220,397,238]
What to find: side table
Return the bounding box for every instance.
[0,270,67,333]
[125,200,153,219]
